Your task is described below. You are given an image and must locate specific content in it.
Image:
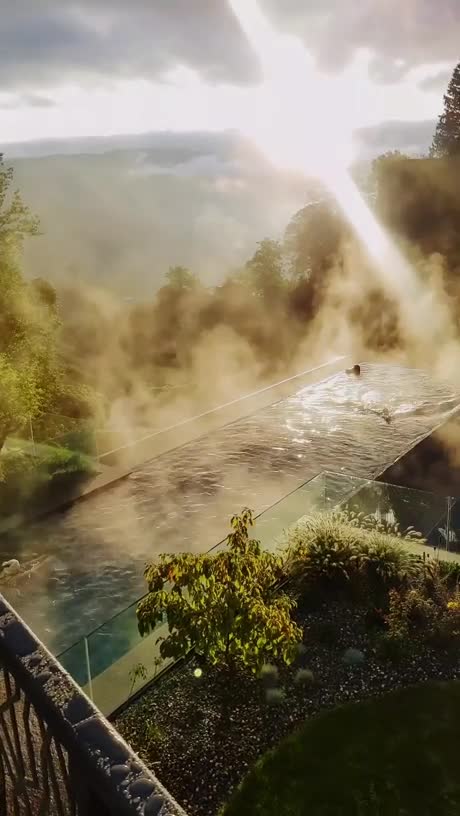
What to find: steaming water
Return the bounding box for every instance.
[2,363,459,654]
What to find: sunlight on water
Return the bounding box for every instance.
[2,364,459,654]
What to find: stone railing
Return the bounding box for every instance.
[0,595,187,816]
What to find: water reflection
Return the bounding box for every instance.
[1,363,458,653]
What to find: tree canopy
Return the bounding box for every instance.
[0,156,58,451]
[431,64,460,157]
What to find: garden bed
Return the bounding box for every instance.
[115,598,460,816]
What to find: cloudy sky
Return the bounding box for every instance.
[0,0,457,156]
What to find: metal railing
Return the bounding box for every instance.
[0,595,187,816]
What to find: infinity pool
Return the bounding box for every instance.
[2,362,459,654]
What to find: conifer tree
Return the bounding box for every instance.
[431,64,460,157]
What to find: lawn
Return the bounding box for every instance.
[223,681,460,816]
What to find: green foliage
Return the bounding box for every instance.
[286,512,423,599]
[137,509,301,674]
[384,575,460,651]
[385,586,437,642]
[294,668,314,686]
[0,357,45,457]
[128,662,148,696]
[284,194,346,279]
[164,265,198,291]
[431,63,460,157]
[357,533,421,587]
[265,687,286,705]
[260,663,279,688]
[286,512,360,588]
[0,445,97,515]
[436,558,460,588]
[244,239,286,303]
[0,156,59,451]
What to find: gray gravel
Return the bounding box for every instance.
[115,601,460,816]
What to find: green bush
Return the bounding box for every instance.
[285,512,423,599]
[286,512,360,590]
[357,534,421,590]
[383,580,460,651]
[0,445,97,516]
[137,509,302,674]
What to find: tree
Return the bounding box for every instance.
[137,509,301,673]
[431,64,460,157]
[164,265,198,291]
[284,197,347,280]
[244,239,286,303]
[0,155,57,453]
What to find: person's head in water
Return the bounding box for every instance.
[346,364,361,376]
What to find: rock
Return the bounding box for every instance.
[1,559,20,576]
[144,794,164,816]
[342,648,365,666]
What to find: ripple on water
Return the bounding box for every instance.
[2,362,459,653]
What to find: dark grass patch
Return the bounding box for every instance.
[223,680,460,816]
[115,603,460,816]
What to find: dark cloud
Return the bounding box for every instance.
[0,1,259,91]
[0,0,457,92]
[264,0,459,82]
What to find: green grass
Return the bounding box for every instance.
[222,681,460,816]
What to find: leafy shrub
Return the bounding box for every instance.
[383,579,460,651]
[266,687,286,705]
[1,445,96,482]
[357,534,421,592]
[285,512,423,600]
[294,668,315,685]
[260,664,279,688]
[137,509,302,674]
[386,587,436,641]
[286,512,361,590]
[0,445,97,516]
[429,557,460,589]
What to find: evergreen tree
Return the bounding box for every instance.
[431,64,460,157]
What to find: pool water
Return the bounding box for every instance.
[2,363,459,655]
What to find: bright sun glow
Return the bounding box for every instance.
[228,0,421,305]
[228,0,354,175]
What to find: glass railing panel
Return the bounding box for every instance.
[323,471,370,510]
[444,497,460,553]
[57,470,460,716]
[58,635,90,690]
[324,472,449,548]
[254,473,326,551]
[85,599,170,717]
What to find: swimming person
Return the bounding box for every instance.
[381,407,392,424]
[346,364,361,376]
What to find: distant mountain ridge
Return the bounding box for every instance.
[1,122,434,299]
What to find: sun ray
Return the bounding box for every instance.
[228,0,422,308]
